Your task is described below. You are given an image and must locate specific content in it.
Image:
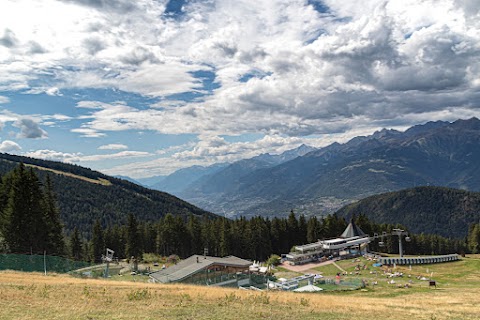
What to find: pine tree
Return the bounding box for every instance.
[159,213,177,256]
[42,175,65,255]
[298,215,307,245]
[125,213,141,260]
[187,214,202,255]
[174,215,190,257]
[306,216,319,243]
[468,223,480,253]
[70,227,83,260]
[218,218,231,257]
[287,210,299,245]
[104,225,125,258]
[2,164,47,254]
[91,219,104,262]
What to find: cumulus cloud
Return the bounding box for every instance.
[0,140,21,152]
[80,150,152,162]
[103,134,332,177]
[25,149,82,162]
[1,0,480,176]
[24,148,151,164]
[70,128,106,138]
[13,118,48,139]
[0,96,9,104]
[59,0,139,14]
[0,28,18,48]
[82,37,105,55]
[98,143,128,150]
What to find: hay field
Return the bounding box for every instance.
[1,263,479,320]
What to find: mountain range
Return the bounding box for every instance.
[143,118,480,218]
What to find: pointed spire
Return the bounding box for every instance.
[340,216,366,238]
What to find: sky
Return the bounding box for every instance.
[0,0,479,179]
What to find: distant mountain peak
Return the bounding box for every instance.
[371,128,402,140]
[451,117,480,130]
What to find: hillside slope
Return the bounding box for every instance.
[0,153,214,234]
[335,186,480,238]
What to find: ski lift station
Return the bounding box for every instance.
[285,219,371,265]
[284,219,459,266]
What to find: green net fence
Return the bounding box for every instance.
[0,253,92,273]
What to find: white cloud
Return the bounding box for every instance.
[13,118,48,139]
[0,95,9,104]
[25,149,82,162]
[98,143,128,150]
[80,150,152,162]
[1,0,480,176]
[0,140,21,152]
[24,148,152,164]
[71,128,106,138]
[102,133,338,178]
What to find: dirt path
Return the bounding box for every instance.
[332,261,346,273]
[279,259,336,273]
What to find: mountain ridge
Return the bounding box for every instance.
[335,186,480,238]
[177,118,480,217]
[0,153,215,235]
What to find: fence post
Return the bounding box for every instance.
[44,251,47,276]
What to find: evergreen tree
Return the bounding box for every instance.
[201,215,216,256]
[141,222,157,254]
[42,175,65,255]
[69,227,83,260]
[468,223,480,253]
[306,216,320,243]
[104,224,125,258]
[217,218,230,257]
[187,214,203,255]
[125,213,141,259]
[159,213,176,256]
[91,219,104,262]
[287,210,299,245]
[298,215,307,245]
[2,164,47,254]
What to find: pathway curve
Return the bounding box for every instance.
[279,259,336,273]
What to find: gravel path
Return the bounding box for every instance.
[279,259,337,273]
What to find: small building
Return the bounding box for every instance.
[149,255,252,287]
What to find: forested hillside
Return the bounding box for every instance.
[0,163,474,262]
[335,186,480,238]
[0,153,214,236]
[71,210,473,262]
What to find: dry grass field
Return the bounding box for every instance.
[1,255,479,319]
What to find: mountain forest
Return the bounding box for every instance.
[1,163,479,263]
[0,153,213,236]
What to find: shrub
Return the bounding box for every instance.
[127,288,151,301]
[266,254,281,267]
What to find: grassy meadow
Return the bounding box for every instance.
[0,255,479,319]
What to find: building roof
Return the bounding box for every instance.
[340,219,367,238]
[149,255,252,283]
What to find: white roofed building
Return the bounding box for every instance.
[284,219,370,265]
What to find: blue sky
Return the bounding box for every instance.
[1,0,480,178]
